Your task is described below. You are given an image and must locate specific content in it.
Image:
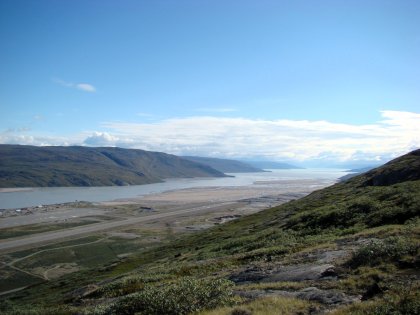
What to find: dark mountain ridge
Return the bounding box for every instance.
[0,144,226,188]
[182,156,265,173]
[360,149,420,186]
[243,160,303,169]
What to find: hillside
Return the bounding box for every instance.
[2,149,419,314]
[245,160,303,169]
[182,156,265,173]
[0,145,226,188]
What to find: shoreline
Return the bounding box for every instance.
[133,180,326,203]
[0,170,344,209]
[0,188,33,193]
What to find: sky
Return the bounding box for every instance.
[1,0,419,167]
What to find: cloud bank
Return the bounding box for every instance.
[1,110,419,164]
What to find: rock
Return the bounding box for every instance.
[361,282,384,301]
[234,289,274,299]
[320,266,338,279]
[267,264,335,282]
[65,284,100,302]
[230,263,336,284]
[316,250,349,263]
[229,266,268,283]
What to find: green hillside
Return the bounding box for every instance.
[0,145,226,187]
[2,150,419,314]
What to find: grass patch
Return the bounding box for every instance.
[7,236,103,259]
[0,265,44,292]
[199,296,317,315]
[0,220,98,240]
[13,238,146,270]
[237,281,307,291]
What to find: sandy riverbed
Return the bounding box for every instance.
[0,188,33,193]
[102,179,328,205]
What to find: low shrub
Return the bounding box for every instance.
[103,277,234,315]
[372,298,420,315]
[0,300,77,315]
[92,273,167,298]
[332,284,420,315]
[347,237,418,268]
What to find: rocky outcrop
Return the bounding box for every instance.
[230,263,336,284]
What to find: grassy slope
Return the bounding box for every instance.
[109,150,419,266]
[0,145,226,187]
[1,150,419,314]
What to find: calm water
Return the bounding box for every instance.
[0,169,347,209]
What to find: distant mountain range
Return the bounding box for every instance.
[0,145,226,188]
[339,166,376,181]
[182,156,265,173]
[243,160,303,169]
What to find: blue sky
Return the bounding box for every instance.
[1,0,419,165]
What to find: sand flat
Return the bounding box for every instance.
[134,179,328,203]
[0,188,33,193]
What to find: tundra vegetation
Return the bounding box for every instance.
[1,150,419,314]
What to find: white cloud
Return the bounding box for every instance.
[75,83,96,93]
[0,133,73,147]
[2,110,419,164]
[53,78,96,93]
[83,132,119,146]
[84,110,419,162]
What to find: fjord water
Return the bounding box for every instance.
[0,169,348,209]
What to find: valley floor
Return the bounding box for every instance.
[0,178,327,295]
[1,169,418,315]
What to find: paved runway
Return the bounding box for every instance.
[0,202,235,253]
